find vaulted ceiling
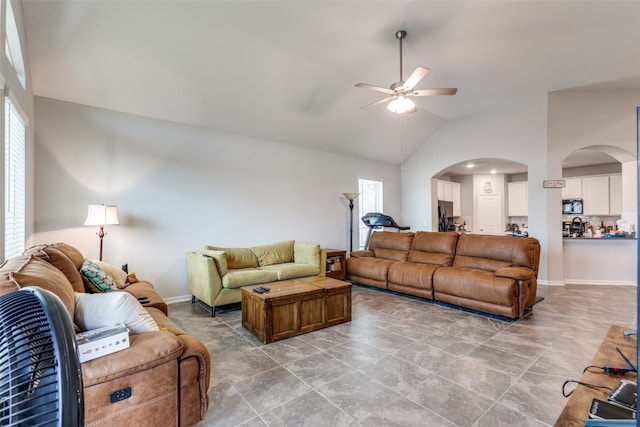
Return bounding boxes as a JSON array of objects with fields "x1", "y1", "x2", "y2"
[{"x1": 21, "y1": 1, "x2": 640, "y2": 166}]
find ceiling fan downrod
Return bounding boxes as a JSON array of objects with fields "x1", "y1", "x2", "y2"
[{"x1": 396, "y1": 30, "x2": 406, "y2": 84}]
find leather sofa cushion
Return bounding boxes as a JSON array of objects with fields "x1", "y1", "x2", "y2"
[
  {"x1": 81, "y1": 331, "x2": 183, "y2": 387},
  {"x1": 369, "y1": 231, "x2": 414, "y2": 262},
  {"x1": 408, "y1": 231, "x2": 458, "y2": 266},
  {"x1": 452, "y1": 233, "x2": 539, "y2": 272},
  {"x1": 259, "y1": 263, "x2": 319, "y2": 280},
  {"x1": 346, "y1": 256, "x2": 395, "y2": 281},
  {"x1": 0, "y1": 255, "x2": 76, "y2": 318},
  {"x1": 433, "y1": 267, "x2": 517, "y2": 306},
  {"x1": 24, "y1": 244, "x2": 85, "y2": 293},
  {"x1": 222, "y1": 268, "x2": 278, "y2": 288},
  {"x1": 388, "y1": 261, "x2": 439, "y2": 290},
  {"x1": 48, "y1": 242, "x2": 85, "y2": 269}
]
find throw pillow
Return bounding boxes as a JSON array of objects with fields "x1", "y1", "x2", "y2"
[
  {"x1": 250, "y1": 240, "x2": 294, "y2": 266},
  {"x1": 80, "y1": 259, "x2": 117, "y2": 293},
  {"x1": 93, "y1": 260, "x2": 128, "y2": 289},
  {"x1": 200, "y1": 250, "x2": 227, "y2": 276},
  {"x1": 74, "y1": 292, "x2": 160, "y2": 334}
]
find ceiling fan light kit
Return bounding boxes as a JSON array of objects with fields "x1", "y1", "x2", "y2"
[
  {"x1": 387, "y1": 95, "x2": 416, "y2": 114},
  {"x1": 356, "y1": 30, "x2": 457, "y2": 114}
]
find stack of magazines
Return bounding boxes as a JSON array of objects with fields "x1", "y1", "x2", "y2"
[{"x1": 589, "y1": 380, "x2": 637, "y2": 420}]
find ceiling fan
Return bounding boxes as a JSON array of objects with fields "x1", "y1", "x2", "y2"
[{"x1": 355, "y1": 30, "x2": 457, "y2": 114}]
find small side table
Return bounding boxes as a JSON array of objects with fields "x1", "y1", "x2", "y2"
[{"x1": 325, "y1": 249, "x2": 347, "y2": 281}]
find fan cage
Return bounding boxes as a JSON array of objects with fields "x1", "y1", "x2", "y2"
[{"x1": 0, "y1": 288, "x2": 83, "y2": 427}]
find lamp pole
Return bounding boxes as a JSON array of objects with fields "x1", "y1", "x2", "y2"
[{"x1": 343, "y1": 193, "x2": 359, "y2": 253}]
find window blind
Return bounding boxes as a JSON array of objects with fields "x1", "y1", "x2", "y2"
[
  {"x1": 5, "y1": 97, "x2": 25, "y2": 259},
  {"x1": 358, "y1": 178, "x2": 383, "y2": 250}
]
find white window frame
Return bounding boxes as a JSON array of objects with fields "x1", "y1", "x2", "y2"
[{"x1": 358, "y1": 177, "x2": 383, "y2": 250}]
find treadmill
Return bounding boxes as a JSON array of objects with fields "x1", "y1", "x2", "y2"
[{"x1": 361, "y1": 212, "x2": 410, "y2": 250}]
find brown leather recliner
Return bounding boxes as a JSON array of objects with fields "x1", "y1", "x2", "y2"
[{"x1": 0, "y1": 243, "x2": 211, "y2": 426}]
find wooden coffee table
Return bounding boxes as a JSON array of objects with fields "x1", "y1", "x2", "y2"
[{"x1": 241, "y1": 276, "x2": 352, "y2": 344}]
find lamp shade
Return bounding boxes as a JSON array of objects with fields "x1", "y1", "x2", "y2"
[
  {"x1": 343, "y1": 193, "x2": 359, "y2": 201},
  {"x1": 84, "y1": 204, "x2": 119, "y2": 226}
]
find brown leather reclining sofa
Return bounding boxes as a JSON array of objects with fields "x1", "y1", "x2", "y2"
[
  {"x1": 347, "y1": 231, "x2": 540, "y2": 318},
  {"x1": 0, "y1": 243, "x2": 210, "y2": 426}
]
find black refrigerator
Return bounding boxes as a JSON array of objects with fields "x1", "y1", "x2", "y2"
[{"x1": 438, "y1": 201, "x2": 454, "y2": 232}]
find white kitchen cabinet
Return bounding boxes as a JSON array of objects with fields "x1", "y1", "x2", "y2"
[
  {"x1": 609, "y1": 174, "x2": 622, "y2": 215},
  {"x1": 436, "y1": 180, "x2": 445, "y2": 201},
  {"x1": 582, "y1": 176, "x2": 610, "y2": 215},
  {"x1": 436, "y1": 179, "x2": 456, "y2": 202},
  {"x1": 562, "y1": 178, "x2": 582, "y2": 199},
  {"x1": 507, "y1": 181, "x2": 528, "y2": 216},
  {"x1": 452, "y1": 182, "x2": 461, "y2": 216}
]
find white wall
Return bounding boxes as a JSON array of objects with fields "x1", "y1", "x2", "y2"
[
  {"x1": 32, "y1": 97, "x2": 401, "y2": 299},
  {"x1": 404, "y1": 89, "x2": 638, "y2": 286},
  {"x1": 548, "y1": 89, "x2": 639, "y2": 285},
  {"x1": 402, "y1": 94, "x2": 550, "y2": 281}
]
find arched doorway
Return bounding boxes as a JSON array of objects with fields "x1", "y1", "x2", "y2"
[
  {"x1": 432, "y1": 158, "x2": 528, "y2": 234},
  {"x1": 561, "y1": 146, "x2": 637, "y2": 285}
]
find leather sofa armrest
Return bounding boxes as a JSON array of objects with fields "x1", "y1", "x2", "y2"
[
  {"x1": 495, "y1": 266, "x2": 535, "y2": 280},
  {"x1": 176, "y1": 334, "x2": 211, "y2": 420},
  {"x1": 123, "y1": 280, "x2": 168, "y2": 315},
  {"x1": 350, "y1": 250, "x2": 374, "y2": 258},
  {"x1": 81, "y1": 331, "x2": 183, "y2": 387}
]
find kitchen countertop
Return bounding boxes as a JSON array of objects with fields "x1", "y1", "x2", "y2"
[{"x1": 563, "y1": 236, "x2": 636, "y2": 240}]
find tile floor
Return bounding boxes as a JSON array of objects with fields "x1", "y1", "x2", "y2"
[{"x1": 169, "y1": 284, "x2": 637, "y2": 427}]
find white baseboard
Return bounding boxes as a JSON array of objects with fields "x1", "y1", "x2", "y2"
[
  {"x1": 562, "y1": 279, "x2": 637, "y2": 286},
  {"x1": 165, "y1": 294, "x2": 192, "y2": 304},
  {"x1": 538, "y1": 280, "x2": 565, "y2": 286}
]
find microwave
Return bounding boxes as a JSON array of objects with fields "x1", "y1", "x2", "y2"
[{"x1": 562, "y1": 199, "x2": 583, "y2": 215}]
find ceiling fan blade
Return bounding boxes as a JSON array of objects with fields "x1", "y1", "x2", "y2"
[
  {"x1": 355, "y1": 83, "x2": 395, "y2": 95},
  {"x1": 412, "y1": 88, "x2": 458, "y2": 97},
  {"x1": 360, "y1": 96, "x2": 395, "y2": 109},
  {"x1": 402, "y1": 66, "x2": 429, "y2": 90}
]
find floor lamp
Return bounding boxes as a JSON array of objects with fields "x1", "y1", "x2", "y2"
[
  {"x1": 343, "y1": 193, "x2": 359, "y2": 252},
  {"x1": 84, "y1": 204, "x2": 119, "y2": 261}
]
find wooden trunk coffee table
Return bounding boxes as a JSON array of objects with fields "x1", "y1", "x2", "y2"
[{"x1": 241, "y1": 276, "x2": 352, "y2": 344}]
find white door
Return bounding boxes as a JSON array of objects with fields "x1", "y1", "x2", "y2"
[{"x1": 476, "y1": 193, "x2": 503, "y2": 234}]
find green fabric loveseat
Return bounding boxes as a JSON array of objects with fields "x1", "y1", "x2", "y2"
[{"x1": 185, "y1": 240, "x2": 327, "y2": 316}]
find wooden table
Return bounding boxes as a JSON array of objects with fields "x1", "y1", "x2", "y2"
[
  {"x1": 325, "y1": 249, "x2": 347, "y2": 280},
  {"x1": 554, "y1": 325, "x2": 637, "y2": 426},
  {"x1": 241, "y1": 276, "x2": 351, "y2": 344}
]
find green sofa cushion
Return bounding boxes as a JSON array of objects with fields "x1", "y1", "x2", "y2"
[
  {"x1": 221, "y1": 268, "x2": 278, "y2": 289},
  {"x1": 294, "y1": 242, "x2": 320, "y2": 266},
  {"x1": 259, "y1": 263, "x2": 319, "y2": 281},
  {"x1": 250, "y1": 240, "x2": 294, "y2": 266},
  {"x1": 206, "y1": 246, "x2": 258, "y2": 269}
]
